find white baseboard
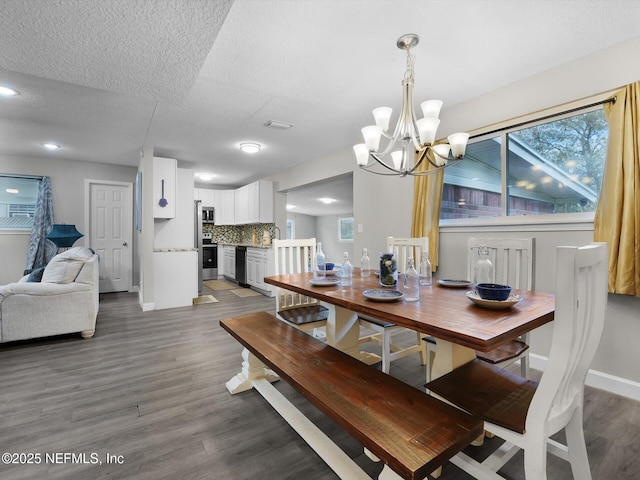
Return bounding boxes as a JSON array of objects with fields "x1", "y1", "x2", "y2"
[
  {"x1": 529, "y1": 353, "x2": 640, "y2": 401},
  {"x1": 138, "y1": 289, "x2": 155, "y2": 311}
]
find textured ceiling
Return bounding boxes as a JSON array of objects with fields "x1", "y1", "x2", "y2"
[{"x1": 1, "y1": 0, "x2": 640, "y2": 215}]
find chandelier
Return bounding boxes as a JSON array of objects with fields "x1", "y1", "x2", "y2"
[{"x1": 353, "y1": 34, "x2": 469, "y2": 176}]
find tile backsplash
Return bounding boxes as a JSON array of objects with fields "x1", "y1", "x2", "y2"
[{"x1": 203, "y1": 223, "x2": 276, "y2": 244}]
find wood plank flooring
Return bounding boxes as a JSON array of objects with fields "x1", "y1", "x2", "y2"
[{"x1": 0, "y1": 286, "x2": 638, "y2": 480}]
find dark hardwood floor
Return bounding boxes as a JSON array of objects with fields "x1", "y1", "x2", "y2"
[{"x1": 1, "y1": 286, "x2": 638, "y2": 480}]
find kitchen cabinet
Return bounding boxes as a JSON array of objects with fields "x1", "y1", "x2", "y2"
[
  {"x1": 223, "y1": 245, "x2": 236, "y2": 280},
  {"x1": 153, "y1": 157, "x2": 176, "y2": 219},
  {"x1": 215, "y1": 189, "x2": 235, "y2": 225},
  {"x1": 195, "y1": 188, "x2": 215, "y2": 207},
  {"x1": 247, "y1": 247, "x2": 274, "y2": 295},
  {"x1": 234, "y1": 180, "x2": 273, "y2": 224}
]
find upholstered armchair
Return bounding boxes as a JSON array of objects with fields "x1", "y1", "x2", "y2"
[{"x1": 0, "y1": 247, "x2": 99, "y2": 343}]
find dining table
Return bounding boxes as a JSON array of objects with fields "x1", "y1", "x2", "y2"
[{"x1": 264, "y1": 271, "x2": 555, "y2": 380}]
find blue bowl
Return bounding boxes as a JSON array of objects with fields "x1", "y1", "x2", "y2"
[
  {"x1": 324, "y1": 262, "x2": 335, "y2": 271},
  {"x1": 476, "y1": 283, "x2": 512, "y2": 301}
]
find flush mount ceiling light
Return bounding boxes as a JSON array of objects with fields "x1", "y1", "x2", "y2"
[
  {"x1": 196, "y1": 172, "x2": 216, "y2": 181},
  {"x1": 42, "y1": 143, "x2": 61, "y2": 150},
  {"x1": 0, "y1": 85, "x2": 19, "y2": 96},
  {"x1": 240, "y1": 142, "x2": 261, "y2": 154},
  {"x1": 6, "y1": 188, "x2": 19, "y2": 194},
  {"x1": 319, "y1": 198, "x2": 336, "y2": 205},
  {"x1": 353, "y1": 33, "x2": 469, "y2": 177}
]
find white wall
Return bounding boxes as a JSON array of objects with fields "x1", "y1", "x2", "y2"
[
  {"x1": 266, "y1": 36, "x2": 640, "y2": 393},
  {"x1": 287, "y1": 212, "x2": 316, "y2": 240},
  {"x1": 0, "y1": 154, "x2": 137, "y2": 284},
  {"x1": 315, "y1": 214, "x2": 354, "y2": 266}
]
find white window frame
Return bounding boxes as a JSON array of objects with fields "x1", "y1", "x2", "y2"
[{"x1": 338, "y1": 217, "x2": 354, "y2": 243}]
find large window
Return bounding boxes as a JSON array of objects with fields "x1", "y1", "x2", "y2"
[
  {"x1": 0, "y1": 175, "x2": 41, "y2": 230},
  {"x1": 441, "y1": 107, "x2": 608, "y2": 220}
]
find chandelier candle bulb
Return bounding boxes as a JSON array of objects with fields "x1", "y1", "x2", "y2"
[{"x1": 448, "y1": 133, "x2": 470, "y2": 157}]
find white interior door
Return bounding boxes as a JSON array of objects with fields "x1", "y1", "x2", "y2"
[{"x1": 89, "y1": 181, "x2": 132, "y2": 293}]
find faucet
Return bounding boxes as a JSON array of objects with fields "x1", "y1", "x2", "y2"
[{"x1": 274, "y1": 226, "x2": 281, "y2": 240}]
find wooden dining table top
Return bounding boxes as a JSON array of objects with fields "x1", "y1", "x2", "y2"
[{"x1": 264, "y1": 272, "x2": 555, "y2": 353}]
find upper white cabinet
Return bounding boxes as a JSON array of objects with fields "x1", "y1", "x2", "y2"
[
  {"x1": 234, "y1": 180, "x2": 273, "y2": 225},
  {"x1": 153, "y1": 157, "x2": 176, "y2": 219},
  {"x1": 216, "y1": 189, "x2": 235, "y2": 225},
  {"x1": 199, "y1": 188, "x2": 215, "y2": 207}
]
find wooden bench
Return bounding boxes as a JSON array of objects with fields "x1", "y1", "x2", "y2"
[{"x1": 221, "y1": 311, "x2": 483, "y2": 480}]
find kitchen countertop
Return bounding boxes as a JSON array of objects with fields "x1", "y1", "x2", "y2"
[
  {"x1": 218, "y1": 242, "x2": 273, "y2": 249},
  {"x1": 153, "y1": 247, "x2": 198, "y2": 252}
]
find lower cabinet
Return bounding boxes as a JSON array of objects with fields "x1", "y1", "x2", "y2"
[
  {"x1": 247, "y1": 248, "x2": 273, "y2": 296},
  {"x1": 223, "y1": 246, "x2": 236, "y2": 280}
]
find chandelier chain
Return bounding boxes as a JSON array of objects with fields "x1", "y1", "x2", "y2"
[{"x1": 405, "y1": 49, "x2": 416, "y2": 81}]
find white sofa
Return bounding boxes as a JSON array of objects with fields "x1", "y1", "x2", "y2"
[{"x1": 0, "y1": 247, "x2": 99, "y2": 343}]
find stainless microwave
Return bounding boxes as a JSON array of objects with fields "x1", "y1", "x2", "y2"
[{"x1": 202, "y1": 207, "x2": 215, "y2": 223}]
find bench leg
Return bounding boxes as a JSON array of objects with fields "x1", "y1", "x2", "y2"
[{"x1": 226, "y1": 347, "x2": 279, "y2": 394}]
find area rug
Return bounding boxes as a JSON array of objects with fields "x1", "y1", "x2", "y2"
[
  {"x1": 230, "y1": 288, "x2": 263, "y2": 298},
  {"x1": 192, "y1": 295, "x2": 219, "y2": 305},
  {"x1": 204, "y1": 280, "x2": 236, "y2": 291}
]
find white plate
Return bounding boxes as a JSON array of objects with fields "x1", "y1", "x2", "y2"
[
  {"x1": 466, "y1": 291, "x2": 522, "y2": 309},
  {"x1": 309, "y1": 277, "x2": 340, "y2": 286},
  {"x1": 363, "y1": 289, "x2": 404, "y2": 302},
  {"x1": 437, "y1": 279, "x2": 472, "y2": 288}
]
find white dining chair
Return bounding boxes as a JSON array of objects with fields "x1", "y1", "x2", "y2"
[
  {"x1": 273, "y1": 238, "x2": 328, "y2": 337},
  {"x1": 425, "y1": 237, "x2": 535, "y2": 381},
  {"x1": 358, "y1": 236, "x2": 428, "y2": 374},
  {"x1": 426, "y1": 242, "x2": 608, "y2": 480}
]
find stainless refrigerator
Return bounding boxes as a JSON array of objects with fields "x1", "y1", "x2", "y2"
[{"x1": 194, "y1": 199, "x2": 203, "y2": 293}]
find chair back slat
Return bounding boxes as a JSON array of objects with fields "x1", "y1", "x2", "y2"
[
  {"x1": 273, "y1": 238, "x2": 318, "y2": 311},
  {"x1": 467, "y1": 238, "x2": 535, "y2": 290},
  {"x1": 386, "y1": 237, "x2": 429, "y2": 272},
  {"x1": 526, "y1": 242, "x2": 607, "y2": 431}
]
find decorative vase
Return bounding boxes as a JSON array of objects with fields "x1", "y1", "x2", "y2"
[{"x1": 379, "y1": 253, "x2": 397, "y2": 287}]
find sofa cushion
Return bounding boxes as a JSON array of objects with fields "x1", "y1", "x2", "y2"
[{"x1": 41, "y1": 247, "x2": 95, "y2": 284}]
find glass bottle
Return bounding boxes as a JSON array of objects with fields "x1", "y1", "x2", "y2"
[
  {"x1": 340, "y1": 252, "x2": 353, "y2": 286},
  {"x1": 315, "y1": 242, "x2": 326, "y2": 280},
  {"x1": 360, "y1": 248, "x2": 371, "y2": 277},
  {"x1": 474, "y1": 245, "x2": 494, "y2": 286},
  {"x1": 404, "y1": 257, "x2": 419, "y2": 301},
  {"x1": 379, "y1": 252, "x2": 397, "y2": 287},
  {"x1": 419, "y1": 251, "x2": 432, "y2": 286}
]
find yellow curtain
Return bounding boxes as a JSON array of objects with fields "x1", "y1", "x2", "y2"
[
  {"x1": 594, "y1": 82, "x2": 640, "y2": 295},
  {"x1": 411, "y1": 150, "x2": 444, "y2": 270}
]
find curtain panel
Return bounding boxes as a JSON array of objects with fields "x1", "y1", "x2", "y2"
[
  {"x1": 411, "y1": 150, "x2": 444, "y2": 270},
  {"x1": 594, "y1": 82, "x2": 640, "y2": 295},
  {"x1": 25, "y1": 176, "x2": 57, "y2": 272}
]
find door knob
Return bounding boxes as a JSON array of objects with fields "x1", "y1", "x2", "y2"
[{"x1": 123, "y1": 242, "x2": 128, "y2": 247}]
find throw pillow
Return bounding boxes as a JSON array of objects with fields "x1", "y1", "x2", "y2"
[
  {"x1": 41, "y1": 255, "x2": 85, "y2": 284},
  {"x1": 27, "y1": 266, "x2": 46, "y2": 282}
]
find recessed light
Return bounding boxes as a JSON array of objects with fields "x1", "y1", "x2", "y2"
[
  {"x1": 240, "y1": 142, "x2": 261, "y2": 154},
  {"x1": 0, "y1": 86, "x2": 19, "y2": 96},
  {"x1": 318, "y1": 198, "x2": 336, "y2": 204},
  {"x1": 42, "y1": 143, "x2": 61, "y2": 150},
  {"x1": 6, "y1": 188, "x2": 19, "y2": 194},
  {"x1": 286, "y1": 204, "x2": 296, "y2": 210},
  {"x1": 196, "y1": 172, "x2": 216, "y2": 181}
]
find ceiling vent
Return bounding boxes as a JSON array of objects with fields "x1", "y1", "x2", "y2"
[{"x1": 264, "y1": 120, "x2": 293, "y2": 130}]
